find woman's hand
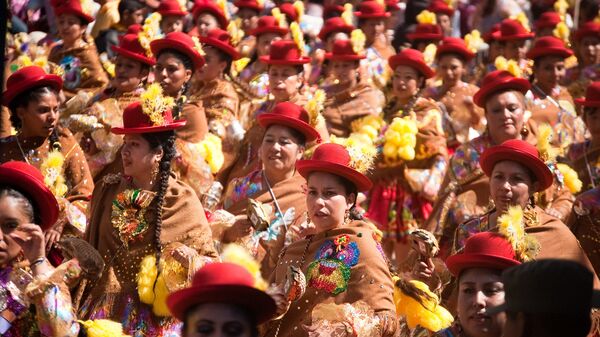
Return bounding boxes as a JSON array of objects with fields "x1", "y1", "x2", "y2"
[
  {"x1": 9, "y1": 223, "x2": 46, "y2": 263},
  {"x1": 44, "y1": 229, "x2": 61, "y2": 251},
  {"x1": 222, "y1": 215, "x2": 253, "y2": 243},
  {"x1": 171, "y1": 245, "x2": 198, "y2": 269},
  {"x1": 412, "y1": 257, "x2": 435, "y2": 282}
]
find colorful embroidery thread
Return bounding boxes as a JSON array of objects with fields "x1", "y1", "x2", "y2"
[{"x1": 306, "y1": 235, "x2": 360, "y2": 295}]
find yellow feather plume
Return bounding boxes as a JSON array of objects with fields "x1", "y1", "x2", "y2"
[
  {"x1": 374, "y1": 0, "x2": 385, "y2": 9},
  {"x1": 216, "y1": 0, "x2": 230, "y2": 20},
  {"x1": 423, "y1": 43, "x2": 437, "y2": 66},
  {"x1": 293, "y1": 0, "x2": 304, "y2": 21},
  {"x1": 417, "y1": 10, "x2": 437, "y2": 25},
  {"x1": 497, "y1": 205, "x2": 540, "y2": 262},
  {"x1": 342, "y1": 4, "x2": 353, "y2": 26},
  {"x1": 554, "y1": 0, "x2": 569, "y2": 17},
  {"x1": 290, "y1": 22, "x2": 305, "y2": 55},
  {"x1": 565, "y1": 54, "x2": 578, "y2": 69},
  {"x1": 351, "y1": 29, "x2": 366, "y2": 54},
  {"x1": 271, "y1": 8, "x2": 287, "y2": 28},
  {"x1": 139, "y1": 12, "x2": 162, "y2": 56},
  {"x1": 191, "y1": 35, "x2": 206, "y2": 56},
  {"x1": 495, "y1": 56, "x2": 522, "y2": 78},
  {"x1": 177, "y1": 0, "x2": 187, "y2": 11},
  {"x1": 553, "y1": 22, "x2": 570, "y2": 45},
  {"x1": 140, "y1": 83, "x2": 175, "y2": 126},
  {"x1": 228, "y1": 19, "x2": 245, "y2": 46},
  {"x1": 221, "y1": 244, "x2": 268, "y2": 290},
  {"x1": 152, "y1": 273, "x2": 171, "y2": 316},
  {"x1": 197, "y1": 133, "x2": 225, "y2": 173},
  {"x1": 556, "y1": 163, "x2": 582, "y2": 194},
  {"x1": 232, "y1": 57, "x2": 251, "y2": 77},
  {"x1": 393, "y1": 277, "x2": 454, "y2": 332},
  {"x1": 350, "y1": 114, "x2": 385, "y2": 143},
  {"x1": 464, "y1": 29, "x2": 484, "y2": 53},
  {"x1": 510, "y1": 12, "x2": 531, "y2": 32},
  {"x1": 137, "y1": 255, "x2": 158, "y2": 304},
  {"x1": 41, "y1": 148, "x2": 68, "y2": 198},
  {"x1": 78, "y1": 320, "x2": 131, "y2": 337},
  {"x1": 536, "y1": 123, "x2": 559, "y2": 163},
  {"x1": 306, "y1": 89, "x2": 326, "y2": 127}
]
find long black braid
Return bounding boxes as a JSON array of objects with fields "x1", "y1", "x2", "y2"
[
  {"x1": 156, "y1": 49, "x2": 194, "y2": 119},
  {"x1": 141, "y1": 131, "x2": 177, "y2": 261}
]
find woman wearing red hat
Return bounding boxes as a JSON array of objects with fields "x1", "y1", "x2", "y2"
[
  {"x1": 220, "y1": 102, "x2": 320, "y2": 277},
  {"x1": 78, "y1": 98, "x2": 218, "y2": 335},
  {"x1": 49, "y1": 0, "x2": 109, "y2": 99},
  {"x1": 157, "y1": 0, "x2": 189, "y2": 34},
  {"x1": 564, "y1": 21, "x2": 600, "y2": 99},
  {"x1": 526, "y1": 36, "x2": 582, "y2": 148},
  {"x1": 263, "y1": 142, "x2": 398, "y2": 337},
  {"x1": 452, "y1": 139, "x2": 598, "y2": 285},
  {"x1": 355, "y1": 0, "x2": 396, "y2": 89},
  {"x1": 424, "y1": 37, "x2": 485, "y2": 150},
  {"x1": 433, "y1": 232, "x2": 521, "y2": 337},
  {"x1": 221, "y1": 40, "x2": 329, "y2": 186},
  {"x1": 471, "y1": 0, "x2": 522, "y2": 35},
  {"x1": 1, "y1": 66, "x2": 94, "y2": 250},
  {"x1": 428, "y1": 70, "x2": 572, "y2": 259},
  {"x1": 567, "y1": 82, "x2": 600, "y2": 192},
  {"x1": 407, "y1": 14, "x2": 445, "y2": 52},
  {"x1": 534, "y1": 11, "x2": 562, "y2": 38},
  {"x1": 427, "y1": 0, "x2": 455, "y2": 37},
  {"x1": 321, "y1": 39, "x2": 385, "y2": 137},
  {"x1": 235, "y1": 0, "x2": 263, "y2": 53},
  {"x1": 366, "y1": 48, "x2": 447, "y2": 264},
  {"x1": 190, "y1": 0, "x2": 229, "y2": 37},
  {"x1": 497, "y1": 19, "x2": 534, "y2": 72}
]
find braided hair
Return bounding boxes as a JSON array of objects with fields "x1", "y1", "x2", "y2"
[
  {"x1": 156, "y1": 49, "x2": 194, "y2": 119},
  {"x1": 141, "y1": 131, "x2": 177, "y2": 260}
]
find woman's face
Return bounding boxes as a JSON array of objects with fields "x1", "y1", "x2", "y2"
[
  {"x1": 161, "y1": 15, "x2": 185, "y2": 34},
  {"x1": 0, "y1": 196, "x2": 31, "y2": 267},
  {"x1": 259, "y1": 125, "x2": 304, "y2": 176},
  {"x1": 488, "y1": 41, "x2": 503, "y2": 62},
  {"x1": 584, "y1": 108, "x2": 600, "y2": 139},
  {"x1": 392, "y1": 65, "x2": 423, "y2": 101},
  {"x1": 490, "y1": 160, "x2": 538, "y2": 213},
  {"x1": 330, "y1": 60, "x2": 358, "y2": 85},
  {"x1": 238, "y1": 8, "x2": 259, "y2": 33},
  {"x1": 437, "y1": 54, "x2": 465, "y2": 85},
  {"x1": 268, "y1": 65, "x2": 301, "y2": 101},
  {"x1": 184, "y1": 303, "x2": 253, "y2": 337},
  {"x1": 360, "y1": 18, "x2": 385, "y2": 43},
  {"x1": 257, "y1": 34, "x2": 282, "y2": 57},
  {"x1": 17, "y1": 91, "x2": 59, "y2": 139},
  {"x1": 56, "y1": 14, "x2": 86, "y2": 45},
  {"x1": 533, "y1": 56, "x2": 566, "y2": 90},
  {"x1": 437, "y1": 14, "x2": 452, "y2": 35},
  {"x1": 579, "y1": 36, "x2": 600, "y2": 66},
  {"x1": 306, "y1": 172, "x2": 355, "y2": 232},
  {"x1": 484, "y1": 91, "x2": 525, "y2": 144},
  {"x1": 113, "y1": 55, "x2": 148, "y2": 93},
  {"x1": 197, "y1": 47, "x2": 226, "y2": 82},
  {"x1": 155, "y1": 52, "x2": 193, "y2": 97},
  {"x1": 121, "y1": 134, "x2": 163, "y2": 181},
  {"x1": 503, "y1": 40, "x2": 528, "y2": 61},
  {"x1": 457, "y1": 268, "x2": 506, "y2": 337},
  {"x1": 196, "y1": 13, "x2": 220, "y2": 37}
]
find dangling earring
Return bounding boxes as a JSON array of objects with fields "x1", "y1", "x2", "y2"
[
  {"x1": 520, "y1": 123, "x2": 529, "y2": 138},
  {"x1": 343, "y1": 209, "x2": 350, "y2": 225},
  {"x1": 523, "y1": 195, "x2": 539, "y2": 227},
  {"x1": 487, "y1": 197, "x2": 496, "y2": 211},
  {"x1": 150, "y1": 160, "x2": 159, "y2": 186}
]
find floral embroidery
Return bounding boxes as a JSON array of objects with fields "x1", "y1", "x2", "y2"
[
  {"x1": 59, "y1": 55, "x2": 82, "y2": 90},
  {"x1": 307, "y1": 235, "x2": 360, "y2": 295},
  {"x1": 111, "y1": 189, "x2": 156, "y2": 247}
]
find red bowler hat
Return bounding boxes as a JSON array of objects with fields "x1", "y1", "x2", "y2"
[
  {"x1": 319, "y1": 17, "x2": 354, "y2": 41},
  {"x1": 2, "y1": 66, "x2": 63, "y2": 107},
  {"x1": 112, "y1": 34, "x2": 156, "y2": 66},
  {"x1": 258, "y1": 102, "x2": 320, "y2": 142},
  {"x1": 574, "y1": 21, "x2": 600, "y2": 42},
  {"x1": 259, "y1": 40, "x2": 310, "y2": 65},
  {"x1": 526, "y1": 36, "x2": 573, "y2": 60},
  {"x1": 480, "y1": 139, "x2": 554, "y2": 191},
  {"x1": 51, "y1": 0, "x2": 94, "y2": 23},
  {"x1": 297, "y1": 143, "x2": 373, "y2": 191},
  {"x1": 427, "y1": 0, "x2": 454, "y2": 17},
  {"x1": 575, "y1": 81, "x2": 600, "y2": 107},
  {"x1": 535, "y1": 11, "x2": 561, "y2": 31},
  {"x1": 386, "y1": 0, "x2": 401, "y2": 12},
  {"x1": 483, "y1": 23, "x2": 501, "y2": 43},
  {"x1": 446, "y1": 232, "x2": 521, "y2": 276},
  {"x1": 167, "y1": 263, "x2": 277, "y2": 323},
  {"x1": 234, "y1": 0, "x2": 263, "y2": 12},
  {"x1": 111, "y1": 102, "x2": 186, "y2": 134},
  {"x1": 201, "y1": 28, "x2": 242, "y2": 60},
  {"x1": 325, "y1": 39, "x2": 365, "y2": 61},
  {"x1": 497, "y1": 18, "x2": 534, "y2": 41},
  {"x1": 192, "y1": 0, "x2": 228, "y2": 29},
  {"x1": 0, "y1": 162, "x2": 59, "y2": 231},
  {"x1": 150, "y1": 32, "x2": 206, "y2": 71},
  {"x1": 436, "y1": 37, "x2": 475, "y2": 61},
  {"x1": 126, "y1": 24, "x2": 142, "y2": 35},
  {"x1": 323, "y1": 4, "x2": 344, "y2": 18},
  {"x1": 249, "y1": 16, "x2": 289, "y2": 37},
  {"x1": 157, "y1": 0, "x2": 188, "y2": 17},
  {"x1": 388, "y1": 48, "x2": 435, "y2": 78},
  {"x1": 406, "y1": 24, "x2": 444, "y2": 42},
  {"x1": 354, "y1": 0, "x2": 390, "y2": 19},
  {"x1": 279, "y1": 2, "x2": 299, "y2": 22},
  {"x1": 473, "y1": 70, "x2": 530, "y2": 107}
]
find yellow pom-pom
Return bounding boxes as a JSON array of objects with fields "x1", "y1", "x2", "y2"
[
  {"x1": 417, "y1": 10, "x2": 436, "y2": 25},
  {"x1": 393, "y1": 279, "x2": 453, "y2": 331},
  {"x1": 553, "y1": 22, "x2": 570, "y2": 45},
  {"x1": 350, "y1": 29, "x2": 366, "y2": 54},
  {"x1": 423, "y1": 43, "x2": 437, "y2": 66},
  {"x1": 554, "y1": 0, "x2": 569, "y2": 16},
  {"x1": 398, "y1": 146, "x2": 416, "y2": 161},
  {"x1": 40, "y1": 148, "x2": 67, "y2": 198},
  {"x1": 198, "y1": 133, "x2": 224, "y2": 174},
  {"x1": 290, "y1": 22, "x2": 305, "y2": 55},
  {"x1": 305, "y1": 89, "x2": 325, "y2": 127},
  {"x1": 152, "y1": 274, "x2": 171, "y2": 316},
  {"x1": 536, "y1": 124, "x2": 558, "y2": 163},
  {"x1": 293, "y1": 0, "x2": 304, "y2": 21},
  {"x1": 464, "y1": 29, "x2": 483, "y2": 53},
  {"x1": 360, "y1": 124, "x2": 379, "y2": 140},
  {"x1": 510, "y1": 12, "x2": 531, "y2": 32},
  {"x1": 221, "y1": 244, "x2": 267, "y2": 290},
  {"x1": 78, "y1": 319, "x2": 131, "y2": 337},
  {"x1": 556, "y1": 163, "x2": 582, "y2": 194},
  {"x1": 342, "y1": 4, "x2": 353, "y2": 26},
  {"x1": 383, "y1": 143, "x2": 398, "y2": 160},
  {"x1": 137, "y1": 255, "x2": 158, "y2": 304}
]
